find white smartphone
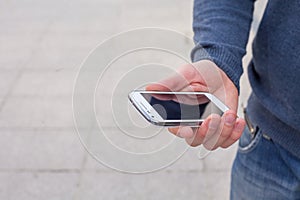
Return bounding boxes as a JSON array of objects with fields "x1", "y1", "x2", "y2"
[{"x1": 128, "y1": 90, "x2": 229, "y2": 126}]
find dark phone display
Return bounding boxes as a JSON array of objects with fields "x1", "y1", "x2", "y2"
[{"x1": 141, "y1": 93, "x2": 223, "y2": 120}]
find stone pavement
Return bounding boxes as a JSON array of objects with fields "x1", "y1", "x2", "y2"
[{"x1": 0, "y1": 0, "x2": 266, "y2": 199}]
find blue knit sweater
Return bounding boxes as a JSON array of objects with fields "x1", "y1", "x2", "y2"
[{"x1": 191, "y1": 0, "x2": 300, "y2": 158}]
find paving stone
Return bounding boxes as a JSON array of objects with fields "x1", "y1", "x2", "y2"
[
  {"x1": 75, "y1": 170, "x2": 230, "y2": 200},
  {"x1": 11, "y1": 70, "x2": 76, "y2": 97},
  {"x1": 0, "y1": 172, "x2": 79, "y2": 200},
  {"x1": 0, "y1": 71, "x2": 19, "y2": 97},
  {"x1": 0, "y1": 130, "x2": 85, "y2": 170},
  {"x1": 78, "y1": 125, "x2": 197, "y2": 173},
  {"x1": 119, "y1": 0, "x2": 193, "y2": 33},
  {"x1": 202, "y1": 144, "x2": 238, "y2": 171},
  {"x1": 84, "y1": 144, "x2": 205, "y2": 172},
  {"x1": 0, "y1": 96, "x2": 74, "y2": 128}
]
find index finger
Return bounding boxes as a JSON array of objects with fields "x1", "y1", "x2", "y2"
[
  {"x1": 146, "y1": 64, "x2": 195, "y2": 92},
  {"x1": 146, "y1": 74, "x2": 189, "y2": 92}
]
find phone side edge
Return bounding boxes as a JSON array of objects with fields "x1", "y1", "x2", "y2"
[{"x1": 128, "y1": 92, "x2": 165, "y2": 126}]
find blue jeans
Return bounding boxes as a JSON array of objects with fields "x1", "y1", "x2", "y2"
[{"x1": 230, "y1": 126, "x2": 300, "y2": 199}]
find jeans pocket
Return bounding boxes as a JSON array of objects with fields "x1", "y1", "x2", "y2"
[{"x1": 238, "y1": 126, "x2": 262, "y2": 154}]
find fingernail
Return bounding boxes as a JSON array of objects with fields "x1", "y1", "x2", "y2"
[
  {"x1": 209, "y1": 118, "x2": 219, "y2": 130},
  {"x1": 225, "y1": 113, "x2": 236, "y2": 126},
  {"x1": 235, "y1": 122, "x2": 245, "y2": 132},
  {"x1": 179, "y1": 126, "x2": 194, "y2": 138}
]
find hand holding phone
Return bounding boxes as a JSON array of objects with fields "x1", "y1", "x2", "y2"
[{"x1": 144, "y1": 60, "x2": 246, "y2": 150}]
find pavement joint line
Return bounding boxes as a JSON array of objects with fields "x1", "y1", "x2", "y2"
[
  {"x1": 0, "y1": 0, "x2": 71, "y2": 114},
  {"x1": 0, "y1": 127, "x2": 77, "y2": 131},
  {"x1": 72, "y1": 122, "x2": 99, "y2": 200},
  {"x1": 0, "y1": 169, "x2": 81, "y2": 173},
  {"x1": 0, "y1": 126, "x2": 145, "y2": 131},
  {"x1": 0, "y1": 32, "x2": 50, "y2": 113},
  {"x1": 0, "y1": 168, "x2": 209, "y2": 174},
  {"x1": 75, "y1": 169, "x2": 206, "y2": 174},
  {"x1": 0, "y1": 67, "x2": 78, "y2": 72},
  {"x1": 6, "y1": 94, "x2": 73, "y2": 98}
]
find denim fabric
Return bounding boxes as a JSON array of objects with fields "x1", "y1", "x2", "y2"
[{"x1": 230, "y1": 127, "x2": 300, "y2": 199}]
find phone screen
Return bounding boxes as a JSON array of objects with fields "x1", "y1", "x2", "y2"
[{"x1": 141, "y1": 93, "x2": 224, "y2": 120}]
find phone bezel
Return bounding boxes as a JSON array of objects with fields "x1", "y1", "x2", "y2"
[{"x1": 128, "y1": 90, "x2": 229, "y2": 126}]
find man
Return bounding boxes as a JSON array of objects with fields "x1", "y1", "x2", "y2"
[{"x1": 147, "y1": 0, "x2": 300, "y2": 199}]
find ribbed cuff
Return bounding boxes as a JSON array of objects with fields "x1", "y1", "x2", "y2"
[{"x1": 191, "y1": 43, "x2": 244, "y2": 92}]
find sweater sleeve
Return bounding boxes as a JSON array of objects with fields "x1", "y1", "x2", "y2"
[{"x1": 191, "y1": 0, "x2": 255, "y2": 91}]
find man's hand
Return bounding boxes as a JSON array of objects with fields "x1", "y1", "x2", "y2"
[{"x1": 146, "y1": 60, "x2": 246, "y2": 150}]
